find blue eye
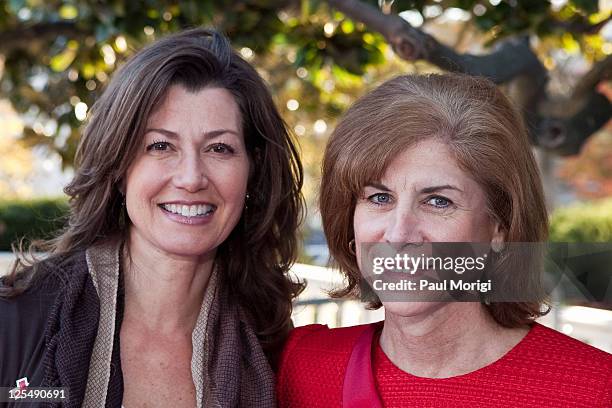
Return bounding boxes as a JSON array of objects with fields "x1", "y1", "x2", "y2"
[
  {"x1": 146, "y1": 141, "x2": 170, "y2": 151},
  {"x1": 426, "y1": 196, "x2": 452, "y2": 208},
  {"x1": 368, "y1": 193, "x2": 392, "y2": 205}
]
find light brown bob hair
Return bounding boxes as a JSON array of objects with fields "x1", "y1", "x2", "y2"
[
  {"x1": 2, "y1": 28, "x2": 304, "y2": 356},
  {"x1": 320, "y1": 73, "x2": 548, "y2": 327}
]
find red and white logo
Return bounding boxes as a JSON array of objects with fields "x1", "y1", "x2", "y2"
[{"x1": 15, "y1": 377, "x2": 29, "y2": 390}]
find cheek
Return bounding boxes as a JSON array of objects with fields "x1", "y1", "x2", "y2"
[
  {"x1": 467, "y1": 212, "x2": 496, "y2": 241},
  {"x1": 420, "y1": 217, "x2": 460, "y2": 240},
  {"x1": 125, "y1": 160, "x2": 166, "y2": 204},
  {"x1": 214, "y1": 163, "x2": 249, "y2": 211},
  {"x1": 353, "y1": 205, "x2": 387, "y2": 244},
  {"x1": 352, "y1": 206, "x2": 371, "y2": 242},
  {"x1": 432, "y1": 213, "x2": 493, "y2": 242}
]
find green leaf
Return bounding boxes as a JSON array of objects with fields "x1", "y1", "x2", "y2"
[
  {"x1": 8, "y1": 0, "x2": 26, "y2": 14},
  {"x1": 95, "y1": 24, "x2": 112, "y2": 42},
  {"x1": 569, "y1": 0, "x2": 599, "y2": 14},
  {"x1": 49, "y1": 41, "x2": 78, "y2": 72},
  {"x1": 59, "y1": 4, "x2": 78, "y2": 20}
]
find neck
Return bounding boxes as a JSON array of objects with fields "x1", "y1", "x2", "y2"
[
  {"x1": 379, "y1": 303, "x2": 528, "y2": 378},
  {"x1": 122, "y1": 233, "x2": 215, "y2": 336}
]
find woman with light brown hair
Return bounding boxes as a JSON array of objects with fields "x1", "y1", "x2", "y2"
[
  {"x1": 0, "y1": 28, "x2": 303, "y2": 407},
  {"x1": 277, "y1": 74, "x2": 611, "y2": 407}
]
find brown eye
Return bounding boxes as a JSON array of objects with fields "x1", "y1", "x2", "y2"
[
  {"x1": 146, "y1": 141, "x2": 170, "y2": 151},
  {"x1": 209, "y1": 143, "x2": 235, "y2": 154}
]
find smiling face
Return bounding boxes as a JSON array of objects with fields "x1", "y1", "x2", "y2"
[
  {"x1": 353, "y1": 138, "x2": 503, "y2": 316},
  {"x1": 124, "y1": 85, "x2": 250, "y2": 261}
]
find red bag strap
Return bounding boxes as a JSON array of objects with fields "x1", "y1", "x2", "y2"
[{"x1": 342, "y1": 323, "x2": 384, "y2": 408}]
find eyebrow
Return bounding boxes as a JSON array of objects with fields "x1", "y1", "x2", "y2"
[
  {"x1": 144, "y1": 128, "x2": 241, "y2": 139},
  {"x1": 421, "y1": 185, "x2": 463, "y2": 194},
  {"x1": 365, "y1": 182, "x2": 392, "y2": 192},
  {"x1": 365, "y1": 183, "x2": 463, "y2": 194}
]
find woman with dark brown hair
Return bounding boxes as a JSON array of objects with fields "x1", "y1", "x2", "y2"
[
  {"x1": 0, "y1": 28, "x2": 303, "y2": 407},
  {"x1": 277, "y1": 74, "x2": 611, "y2": 407}
]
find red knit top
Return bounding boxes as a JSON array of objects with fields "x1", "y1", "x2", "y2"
[{"x1": 277, "y1": 322, "x2": 612, "y2": 407}]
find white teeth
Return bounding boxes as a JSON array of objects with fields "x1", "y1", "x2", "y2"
[{"x1": 162, "y1": 203, "x2": 213, "y2": 217}]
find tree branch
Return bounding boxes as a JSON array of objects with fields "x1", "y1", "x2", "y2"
[
  {"x1": 536, "y1": 56, "x2": 612, "y2": 155},
  {"x1": 536, "y1": 90, "x2": 611, "y2": 155},
  {"x1": 326, "y1": 0, "x2": 546, "y2": 84},
  {"x1": 326, "y1": 0, "x2": 612, "y2": 156},
  {"x1": 538, "y1": 55, "x2": 611, "y2": 118},
  {"x1": 571, "y1": 54, "x2": 612, "y2": 100}
]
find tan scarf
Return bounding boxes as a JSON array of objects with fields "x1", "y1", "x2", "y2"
[{"x1": 81, "y1": 240, "x2": 275, "y2": 407}]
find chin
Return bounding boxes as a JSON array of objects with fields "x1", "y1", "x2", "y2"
[
  {"x1": 382, "y1": 301, "x2": 447, "y2": 319},
  {"x1": 155, "y1": 240, "x2": 217, "y2": 259}
]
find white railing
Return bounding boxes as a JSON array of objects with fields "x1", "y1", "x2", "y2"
[
  {"x1": 289, "y1": 263, "x2": 384, "y2": 327},
  {"x1": 0, "y1": 252, "x2": 15, "y2": 275}
]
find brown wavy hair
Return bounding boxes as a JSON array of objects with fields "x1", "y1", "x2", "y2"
[
  {"x1": 2, "y1": 28, "x2": 304, "y2": 358},
  {"x1": 320, "y1": 73, "x2": 548, "y2": 328}
]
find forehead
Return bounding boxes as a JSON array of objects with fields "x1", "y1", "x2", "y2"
[
  {"x1": 380, "y1": 139, "x2": 479, "y2": 191},
  {"x1": 146, "y1": 85, "x2": 242, "y2": 131}
]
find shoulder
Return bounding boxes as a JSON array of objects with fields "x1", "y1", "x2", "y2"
[
  {"x1": 277, "y1": 322, "x2": 381, "y2": 407},
  {"x1": 528, "y1": 322, "x2": 611, "y2": 368},
  {"x1": 1, "y1": 250, "x2": 88, "y2": 291},
  {"x1": 280, "y1": 322, "x2": 377, "y2": 366},
  {"x1": 0, "y1": 251, "x2": 82, "y2": 314},
  {"x1": 522, "y1": 323, "x2": 612, "y2": 404},
  {"x1": 0, "y1": 251, "x2": 89, "y2": 387}
]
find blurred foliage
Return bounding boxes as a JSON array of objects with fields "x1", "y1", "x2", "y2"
[
  {"x1": 0, "y1": 100, "x2": 33, "y2": 198},
  {"x1": 549, "y1": 196, "x2": 612, "y2": 306},
  {"x1": 549, "y1": 197, "x2": 612, "y2": 242},
  {"x1": 0, "y1": 139, "x2": 34, "y2": 198},
  {"x1": 392, "y1": 1, "x2": 597, "y2": 31},
  {"x1": 0, "y1": 0, "x2": 387, "y2": 168},
  {"x1": 0, "y1": 0, "x2": 609, "y2": 167},
  {"x1": 557, "y1": 127, "x2": 612, "y2": 199},
  {"x1": 0, "y1": 197, "x2": 68, "y2": 250}
]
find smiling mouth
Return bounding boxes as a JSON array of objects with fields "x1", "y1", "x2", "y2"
[{"x1": 159, "y1": 203, "x2": 216, "y2": 217}]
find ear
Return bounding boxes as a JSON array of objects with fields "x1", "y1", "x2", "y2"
[{"x1": 491, "y1": 221, "x2": 505, "y2": 253}]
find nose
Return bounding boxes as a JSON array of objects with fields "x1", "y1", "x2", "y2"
[
  {"x1": 383, "y1": 207, "x2": 423, "y2": 247},
  {"x1": 172, "y1": 152, "x2": 209, "y2": 192}
]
